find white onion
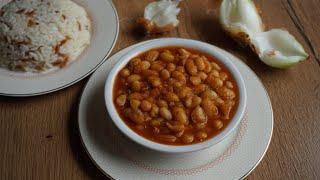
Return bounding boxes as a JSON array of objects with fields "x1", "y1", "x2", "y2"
[{"x1": 220, "y1": 0, "x2": 308, "y2": 68}]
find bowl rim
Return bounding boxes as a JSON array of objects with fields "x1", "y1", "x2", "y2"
[{"x1": 104, "y1": 38, "x2": 247, "y2": 153}]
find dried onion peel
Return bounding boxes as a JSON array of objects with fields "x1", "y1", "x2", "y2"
[
  {"x1": 137, "y1": 0, "x2": 181, "y2": 34},
  {"x1": 220, "y1": 0, "x2": 309, "y2": 68}
]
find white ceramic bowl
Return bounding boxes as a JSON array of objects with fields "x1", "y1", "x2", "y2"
[{"x1": 104, "y1": 38, "x2": 247, "y2": 153}]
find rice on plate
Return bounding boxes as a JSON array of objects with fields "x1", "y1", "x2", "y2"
[{"x1": 0, "y1": 0, "x2": 91, "y2": 73}]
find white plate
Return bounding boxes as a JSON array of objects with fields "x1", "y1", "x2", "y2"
[
  {"x1": 0, "y1": 0, "x2": 119, "y2": 96},
  {"x1": 78, "y1": 42, "x2": 273, "y2": 180}
]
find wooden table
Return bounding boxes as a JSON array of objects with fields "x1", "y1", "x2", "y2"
[{"x1": 1, "y1": 0, "x2": 319, "y2": 179}]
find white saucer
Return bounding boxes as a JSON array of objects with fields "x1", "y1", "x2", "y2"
[
  {"x1": 0, "y1": 0, "x2": 118, "y2": 96},
  {"x1": 78, "y1": 42, "x2": 273, "y2": 180}
]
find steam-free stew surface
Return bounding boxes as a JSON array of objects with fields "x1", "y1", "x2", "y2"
[{"x1": 113, "y1": 47, "x2": 239, "y2": 145}]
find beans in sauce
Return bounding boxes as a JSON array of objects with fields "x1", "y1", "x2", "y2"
[{"x1": 113, "y1": 47, "x2": 239, "y2": 145}]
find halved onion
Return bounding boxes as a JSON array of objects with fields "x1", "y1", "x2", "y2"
[
  {"x1": 220, "y1": 0, "x2": 308, "y2": 68},
  {"x1": 137, "y1": 0, "x2": 181, "y2": 34},
  {"x1": 220, "y1": 0, "x2": 264, "y2": 44},
  {"x1": 251, "y1": 29, "x2": 309, "y2": 68}
]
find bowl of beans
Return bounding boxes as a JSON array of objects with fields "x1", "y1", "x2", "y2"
[{"x1": 104, "y1": 38, "x2": 247, "y2": 153}]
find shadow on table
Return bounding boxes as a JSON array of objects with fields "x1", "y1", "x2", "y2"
[{"x1": 69, "y1": 98, "x2": 108, "y2": 180}]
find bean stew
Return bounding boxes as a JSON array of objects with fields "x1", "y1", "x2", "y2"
[{"x1": 113, "y1": 47, "x2": 239, "y2": 145}]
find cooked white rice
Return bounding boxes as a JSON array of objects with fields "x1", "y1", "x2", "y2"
[{"x1": 0, "y1": 0, "x2": 91, "y2": 72}]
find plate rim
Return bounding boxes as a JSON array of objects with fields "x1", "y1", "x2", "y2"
[
  {"x1": 77, "y1": 42, "x2": 274, "y2": 179},
  {"x1": 0, "y1": 0, "x2": 119, "y2": 97}
]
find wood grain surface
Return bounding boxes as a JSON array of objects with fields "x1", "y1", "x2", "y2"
[{"x1": 0, "y1": 0, "x2": 319, "y2": 179}]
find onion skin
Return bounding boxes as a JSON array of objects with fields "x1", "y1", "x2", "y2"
[{"x1": 137, "y1": 18, "x2": 176, "y2": 34}]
